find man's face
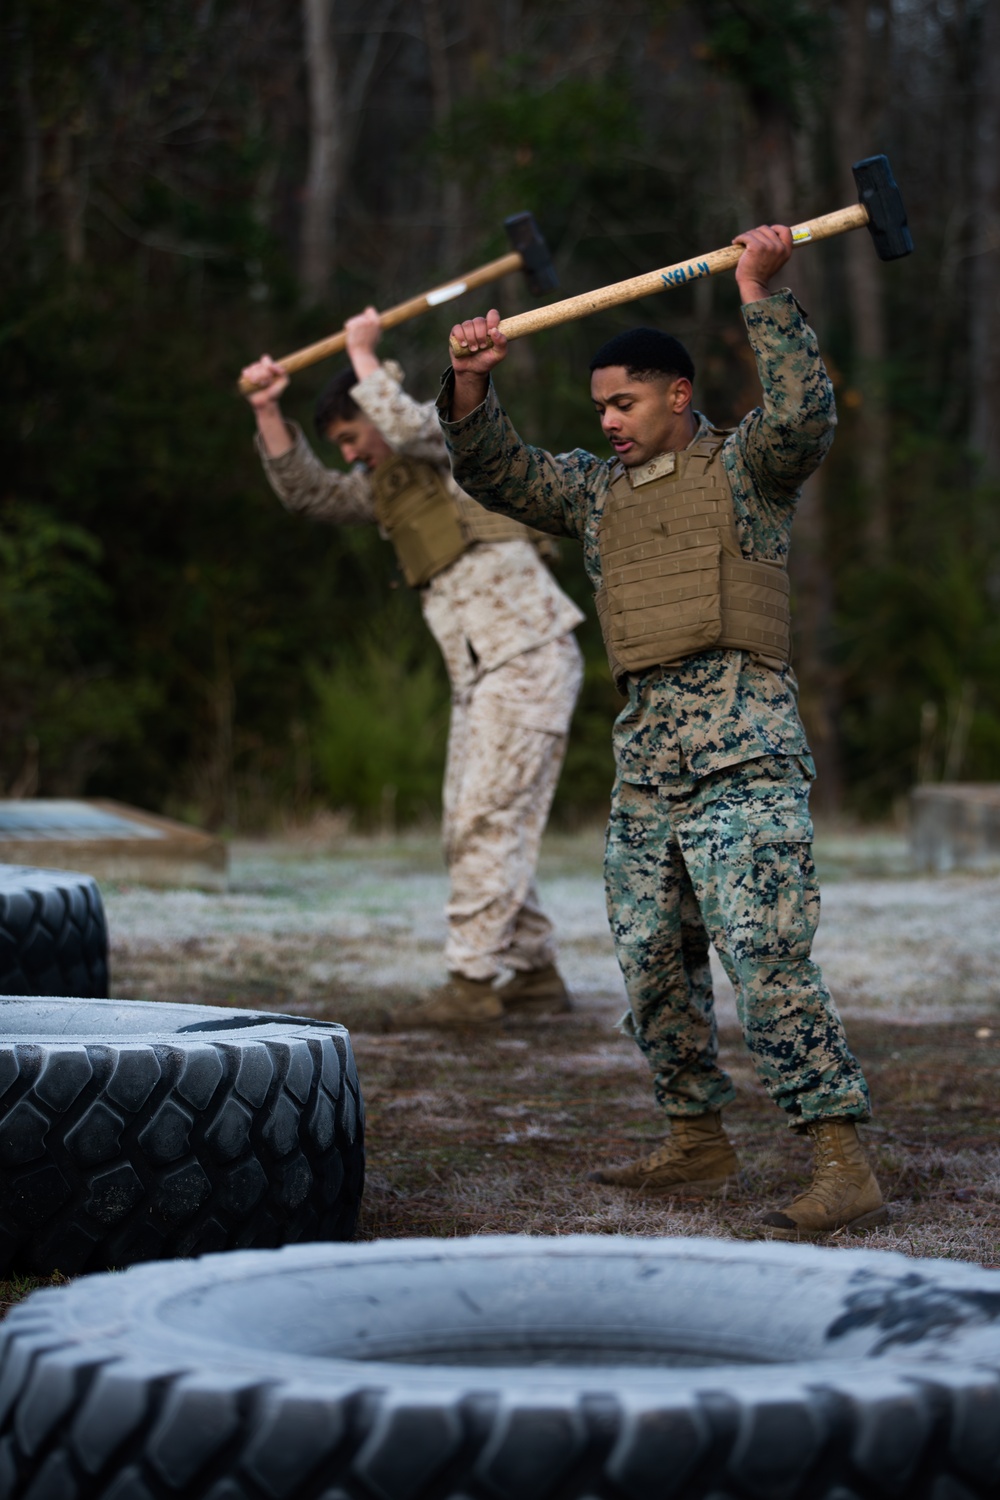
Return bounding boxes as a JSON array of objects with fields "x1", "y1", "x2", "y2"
[
  {"x1": 590, "y1": 366, "x2": 692, "y2": 466},
  {"x1": 325, "y1": 416, "x2": 392, "y2": 471}
]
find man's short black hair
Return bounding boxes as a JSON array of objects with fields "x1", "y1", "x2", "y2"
[
  {"x1": 589, "y1": 327, "x2": 695, "y2": 385},
  {"x1": 314, "y1": 367, "x2": 360, "y2": 439}
]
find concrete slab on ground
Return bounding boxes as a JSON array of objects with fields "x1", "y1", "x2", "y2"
[
  {"x1": 0, "y1": 798, "x2": 227, "y2": 890},
  {"x1": 910, "y1": 782, "x2": 1000, "y2": 872}
]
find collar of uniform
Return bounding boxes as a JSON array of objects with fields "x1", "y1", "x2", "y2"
[
  {"x1": 628, "y1": 452, "x2": 676, "y2": 487},
  {"x1": 623, "y1": 411, "x2": 716, "y2": 488},
  {"x1": 629, "y1": 450, "x2": 677, "y2": 486}
]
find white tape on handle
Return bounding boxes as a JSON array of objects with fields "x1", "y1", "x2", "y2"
[{"x1": 426, "y1": 281, "x2": 468, "y2": 307}]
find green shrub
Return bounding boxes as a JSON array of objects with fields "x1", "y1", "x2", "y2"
[
  {"x1": 309, "y1": 616, "x2": 449, "y2": 828},
  {"x1": 0, "y1": 503, "x2": 150, "y2": 793}
]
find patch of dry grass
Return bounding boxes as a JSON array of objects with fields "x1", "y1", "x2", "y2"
[
  {"x1": 0, "y1": 1270, "x2": 68, "y2": 1318},
  {"x1": 353, "y1": 1013, "x2": 1000, "y2": 1266}
]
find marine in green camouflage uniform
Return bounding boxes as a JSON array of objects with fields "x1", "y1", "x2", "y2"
[{"x1": 435, "y1": 226, "x2": 885, "y2": 1237}]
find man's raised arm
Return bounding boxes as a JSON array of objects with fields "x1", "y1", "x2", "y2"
[
  {"x1": 436, "y1": 308, "x2": 605, "y2": 541},
  {"x1": 240, "y1": 354, "x2": 374, "y2": 525},
  {"x1": 731, "y1": 225, "x2": 838, "y2": 497},
  {"x1": 344, "y1": 308, "x2": 448, "y2": 469}
]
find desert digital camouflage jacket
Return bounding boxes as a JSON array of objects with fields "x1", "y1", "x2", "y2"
[
  {"x1": 257, "y1": 364, "x2": 582, "y2": 698},
  {"x1": 436, "y1": 288, "x2": 835, "y2": 783}
]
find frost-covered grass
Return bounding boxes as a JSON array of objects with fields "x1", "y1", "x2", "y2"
[
  {"x1": 105, "y1": 823, "x2": 1000, "y2": 1027},
  {"x1": 89, "y1": 824, "x2": 1000, "y2": 1269}
]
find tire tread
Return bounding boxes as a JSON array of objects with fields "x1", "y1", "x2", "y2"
[
  {"x1": 0, "y1": 867, "x2": 109, "y2": 999},
  {"x1": 0, "y1": 1018, "x2": 364, "y2": 1275}
]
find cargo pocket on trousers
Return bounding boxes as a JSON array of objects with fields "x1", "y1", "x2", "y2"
[{"x1": 750, "y1": 833, "x2": 819, "y2": 960}]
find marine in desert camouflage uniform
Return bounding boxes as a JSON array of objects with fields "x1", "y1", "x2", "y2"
[
  {"x1": 436, "y1": 225, "x2": 888, "y2": 1239},
  {"x1": 241, "y1": 310, "x2": 583, "y2": 1023}
]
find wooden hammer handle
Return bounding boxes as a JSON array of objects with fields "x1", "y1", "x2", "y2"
[
  {"x1": 449, "y1": 203, "x2": 870, "y2": 353},
  {"x1": 239, "y1": 250, "x2": 525, "y2": 393}
]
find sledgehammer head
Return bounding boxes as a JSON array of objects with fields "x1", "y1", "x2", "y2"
[
  {"x1": 505, "y1": 211, "x2": 559, "y2": 294},
  {"x1": 852, "y1": 154, "x2": 914, "y2": 261}
]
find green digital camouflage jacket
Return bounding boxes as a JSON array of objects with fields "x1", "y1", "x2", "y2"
[{"x1": 436, "y1": 288, "x2": 835, "y2": 785}]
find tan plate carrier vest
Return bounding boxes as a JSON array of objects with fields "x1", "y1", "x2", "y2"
[
  {"x1": 595, "y1": 429, "x2": 791, "y2": 684},
  {"x1": 370, "y1": 453, "x2": 537, "y2": 588}
]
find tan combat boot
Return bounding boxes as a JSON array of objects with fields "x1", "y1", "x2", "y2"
[
  {"x1": 761, "y1": 1120, "x2": 888, "y2": 1241},
  {"x1": 401, "y1": 974, "x2": 503, "y2": 1027},
  {"x1": 587, "y1": 1112, "x2": 740, "y2": 1197},
  {"x1": 495, "y1": 962, "x2": 573, "y2": 1016}
]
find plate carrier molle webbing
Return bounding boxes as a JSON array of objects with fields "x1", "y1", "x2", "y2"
[
  {"x1": 371, "y1": 453, "x2": 535, "y2": 588},
  {"x1": 595, "y1": 429, "x2": 791, "y2": 685}
]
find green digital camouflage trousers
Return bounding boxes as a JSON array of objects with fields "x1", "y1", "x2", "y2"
[{"x1": 604, "y1": 754, "x2": 871, "y2": 1126}]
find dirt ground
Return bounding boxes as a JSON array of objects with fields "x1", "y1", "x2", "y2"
[{"x1": 95, "y1": 823, "x2": 1000, "y2": 1269}]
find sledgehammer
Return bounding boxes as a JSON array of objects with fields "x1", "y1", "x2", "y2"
[
  {"x1": 238, "y1": 212, "x2": 557, "y2": 394},
  {"x1": 449, "y1": 156, "x2": 913, "y2": 356}
]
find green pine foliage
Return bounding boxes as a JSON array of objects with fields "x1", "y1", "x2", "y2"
[
  {"x1": 2, "y1": 0, "x2": 997, "y2": 827},
  {"x1": 0, "y1": 504, "x2": 148, "y2": 793},
  {"x1": 309, "y1": 605, "x2": 449, "y2": 829}
]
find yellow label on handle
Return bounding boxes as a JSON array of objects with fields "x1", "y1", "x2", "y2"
[{"x1": 792, "y1": 227, "x2": 813, "y2": 244}]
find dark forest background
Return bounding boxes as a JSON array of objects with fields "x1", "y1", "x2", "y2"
[{"x1": 3, "y1": 0, "x2": 999, "y2": 831}]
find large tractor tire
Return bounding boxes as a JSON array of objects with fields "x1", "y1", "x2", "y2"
[
  {"x1": 2, "y1": 1234, "x2": 999, "y2": 1498},
  {"x1": 0, "y1": 866, "x2": 108, "y2": 998},
  {"x1": 0, "y1": 997, "x2": 364, "y2": 1275}
]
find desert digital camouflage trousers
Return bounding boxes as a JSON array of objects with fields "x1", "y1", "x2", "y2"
[
  {"x1": 604, "y1": 754, "x2": 871, "y2": 1126},
  {"x1": 443, "y1": 634, "x2": 583, "y2": 980}
]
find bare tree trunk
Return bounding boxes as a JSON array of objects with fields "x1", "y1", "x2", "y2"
[
  {"x1": 747, "y1": 99, "x2": 796, "y2": 224},
  {"x1": 205, "y1": 623, "x2": 237, "y2": 830},
  {"x1": 790, "y1": 469, "x2": 843, "y2": 813},
  {"x1": 53, "y1": 116, "x2": 88, "y2": 267},
  {"x1": 342, "y1": 0, "x2": 396, "y2": 166},
  {"x1": 969, "y1": 0, "x2": 1000, "y2": 478},
  {"x1": 300, "y1": 0, "x2": 340, "y2": 305},
  {"x1": 788, "y1": 194, "x2": 844, "y2": 814},
  {"x1": 834, "y1": 0, "x2": 890, "y2": 558},
  {"x1": 16, "y1": 39, "x2": 40, "y2": 272},
  {"x1": 421, "y1": 0, "x2": 463, "y2": 268}
]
